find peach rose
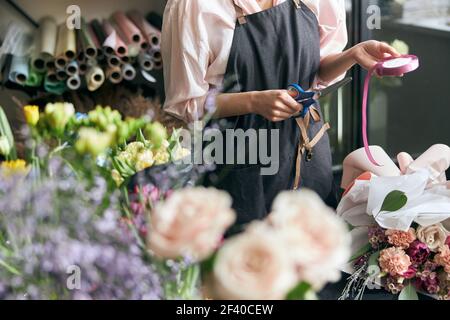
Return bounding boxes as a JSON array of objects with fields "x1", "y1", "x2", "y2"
[
  {"x1": 434, "y1": 245, "x2": 450, "y2": 274},
  {"x1": 147, "y1": 187, "x2": 236, "y2": 261},
  {"x1": 267, "y1": 190, "x2": 351, "y2": 289},
  {"x1": 417, "y1": 224, "x2": 449, "y2": 252},
  {"x1": 379, "y1": 247, "x2": 412, "y2": 276},
  {"x1": 385, "y1": 228, "x2": 417, "y2": 249},
  {"x1": 208, "y1": 223, "x2": 297, "y2": 300}
]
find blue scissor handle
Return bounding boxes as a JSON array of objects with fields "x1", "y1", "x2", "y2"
[{"x1": 287, "y1": 84, "x2": 317, "y2": 118}]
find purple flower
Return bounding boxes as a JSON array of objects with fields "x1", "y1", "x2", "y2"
[{"x1": 407, "y1": 240, "x2": 431, "y2": 265}]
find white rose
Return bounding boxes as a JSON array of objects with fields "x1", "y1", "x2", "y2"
[
  {"x1": 417, "y1": 223, "x2": 449, "y2": 252},
  {"x1": 208, "y1": 222, "x2": 297, "y2": 300},
  {"x1": 268, "y1": 190, "x2": 351, "y2": 289},
  {"x1": 148, "y1": 187, "x2": 236, "y2": 261}
]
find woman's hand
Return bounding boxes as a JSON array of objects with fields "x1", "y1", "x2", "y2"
[
  {"x1": 351, "y1": 40, "x2": 401, "y2": 71},
  {"x1": 250, "y1": 90, "x2": 301, "y2": 122}
]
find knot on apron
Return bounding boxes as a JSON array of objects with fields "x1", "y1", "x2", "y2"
[{"x1": 293, "y1": 107, "x2": 330, "y2": 190}]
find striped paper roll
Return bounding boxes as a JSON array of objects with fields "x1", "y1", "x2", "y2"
[
  {"x1": 86, "y1": 65, "x2": 105, "y2": 91},
  {"x1": 106, "y1": 65, "x2": 123, "y2": 84},
  {"x1": 31, "y1": 17, "x2": 58, "y2": 72},
  {"x1": 128, "y1": 11, "x2": 161, "y2": 48},
  {"x1": 121, "y1": 63, "x2": 136, "y2": 81},
  {"x1": 55, "y1": 24, "x2": 76, "y2": 68},
  {"x1": 67, "y1": 74, "x2": 81, "y2": 90},
  {"x1": 102, "y1": 20, "x2": 128, "y2": 57}
]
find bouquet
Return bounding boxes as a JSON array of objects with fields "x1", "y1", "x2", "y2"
[{"x1": 337, "y1": 145, "x2": 450, "y2": 300}]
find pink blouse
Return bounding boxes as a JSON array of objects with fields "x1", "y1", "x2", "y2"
[{"x1": 162, "y1": 0, "x2": 348, "y2": 122}]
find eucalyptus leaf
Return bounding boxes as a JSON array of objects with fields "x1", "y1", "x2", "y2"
[
  {"x1": 368, "y1": 251, "x2": 380, "y2": 267},
  {"x1": 399, "y1": 283, "x2": 419, "y2": 300},
  {"x1": 348, "y1": 243, "x2": 372, "y2": 262},
  {"x1": 380, "y1": 190, "x2": 408, "y2": 213},
  {"x1": 286, "y1": 282, "x2": 312, "y2": 300}
]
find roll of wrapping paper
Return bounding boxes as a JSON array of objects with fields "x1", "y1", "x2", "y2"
[
  {"x1": 55, "y1": 24, "x2": 76, "y2": 68},
  {"x1": 153, "y1": 59, "x2": 163, "y2": 70},
  {"x1": 112, "y1": 11, "x2": 143, "y2": 45},
  {"x1": 138, "y1": 52, "x2": 154, "y2": 71},
  {"x1": 44, "y1": 72, "x2": 66, "y2": 95},
  {"x1": 102, "y1": 20, "x2": 128, "y2": 57},
  {"x1": 65, "y1": 60, "x2": 79, "y2": 76},
  {"x1": 67, "y1": 74, "x2": 81, "y2": 90},
  {"x1": 110, "y1": 20, "x2": 140, "y2": 58},
  {"x1": 106, "y1": 65, "x2": 123, "y2": 84},
  {"x1": 121, "y1": 63, "x2": 136, "y2": 81},
  {"x1": 9, "y1": 55, "x2": 29, "y2": 84},
  {"x1": 25, "y1": 66, "x2": 44, "y2": 87},
  {"x1": 107, "y1": 54, "x2": 121, "y2": 68},
  {"x1": 78, "y1": 18, "x2": 97, "y2": 60},
  {"x1": 128, "y1": 10, "x2": 161, "y2": 48},
  {"x1": 91, "y1": 19, "x2": 107, "y2": 46},
  {"x1": 147, "y1": 46, "x2": 162, "y2": 62},
  {"x1": 86, "y1": 65, "x2": 105, "y2": 91},
  {"x1": 56, "y1": 68, "x2": 68, "y2": 81},
  {"x1": 88, "y1": 24, "x2": 104, "y2": 60},
  {"x1": 31, "y1": 17, "x2": 58, "y2": 72},
  {"x1": 45, "y1": 69, "x2": 58, "y2": 83}
]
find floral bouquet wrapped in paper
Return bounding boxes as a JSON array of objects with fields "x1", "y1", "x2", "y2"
[{"x1": 337, "y1": 145, "x2": 450, "y2": 300}]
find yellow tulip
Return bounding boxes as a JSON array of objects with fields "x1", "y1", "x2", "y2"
[
  {"x1": 1, "y1": 159, "x2": 30, "y2": 176},
  {"x1": 23, "y1": 105, "x2": 40, "y2": 126}
]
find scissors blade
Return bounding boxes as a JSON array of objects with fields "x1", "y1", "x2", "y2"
[{"x1": 316, "y1": 77, "x2": 353, "y2": 99}]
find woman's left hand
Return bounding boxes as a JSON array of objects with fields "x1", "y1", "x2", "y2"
[{"x1": 351, "y1": 40, "x2": 401, "y2": 70}]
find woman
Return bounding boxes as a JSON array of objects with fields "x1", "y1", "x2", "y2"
[{"x1": 162, "y1": 0, "x2": 400, "y2": 227}]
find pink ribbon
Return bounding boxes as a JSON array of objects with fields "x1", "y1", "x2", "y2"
[{"x1": 362, "y1": 55, "x2": 419, "y2": 166}]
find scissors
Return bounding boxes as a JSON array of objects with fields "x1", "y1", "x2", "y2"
[{"x1": 287, "y1": 77, "x2": 353, "y2": 118}]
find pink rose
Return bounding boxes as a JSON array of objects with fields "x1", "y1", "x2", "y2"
[
  {"x1": 207, "y1": 224, "x2": 297, "y2": 300},
  {"x1": 268, "y1": 190, "x2": 351, "y2": 290},
  {"x1": 385, "y1": 228, "x2": 417, "y2": 249},
  {"x1": 379, "y1": 247, "x2": 412, "y2": 277},
  {"x1": 434, "y1": 245, "x2": 450, "y2": 274},
  {"x1": 407, "y1": 240, "x2": 431, "y2": 265},
  {"x1": 147, "y1": 187, "x2": 236, "y2": 261}
]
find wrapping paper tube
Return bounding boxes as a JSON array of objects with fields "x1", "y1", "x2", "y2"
[
  {"x1": 86, "y1": 65, "x2": 105, "y2": 91},
  {"x1": 129, "y1": 11, "x2": 161, "y2": 48},
  {"x1": 45, "y1": 69, "x2": 58, "y2": 83},
  {"x1": 148, "y1": 46, "x2": 162, "y2": 62},
  {"x1": 138, "y1": 52, "x2": 154, "y2": 71},
  {"x1": 91, "y1": 19, "x2": 107, "y2": 46},
  {"x1": 56, "y1": 68, "x2": 68, "y2": 81},
  {"x1": 31, "y1": 17, "x2": 58, "y2": 72},
  {"x1": 102, "y1": 20, "x2": 128, "y2": 57},
  {"x1": 107, "y1": 55, "x2": 121, "y2": 68},
  {"x1": 9, "y1": 55, "x2": 29, "y2": 84},
  {"x1": 88, "y1": 24, "x2": 104, "y2": 60},
  {"x1": 26, "y1": 66, "x2": 44, "y2": 87},
  {"x1": 106, "y1": 65, "x2": 123, "y2": 84},
  {"x1": 112, "y1": 11, "x2": 142, "y2": 44},
  {"x1": 44, "y1": 75, "x2": 66, "y2": 95},
  {"x1": 65, "y1": 60, "x2": 79, "y2": 76},
  {"x1": 46, "y1": 59, "x2": 55, "y2": 69},
  {"x1": 153, "y1": 60, "x2": 163, "y2": 70},
  {"x1": 78, "y1": 18, "x2": 97, "y2": 59},
  {"x1": 55, "y1": 24, "x2": 76, "y2": 68},
  {"x1": 67, "y1": 74, "x2": 81, "y2": 90},
  {"x1": 121, "y1": 63, "x2": 136, "y2": 81},
  {"x1": 78, "y1": 61, "x2": 88, "y2": 75}
]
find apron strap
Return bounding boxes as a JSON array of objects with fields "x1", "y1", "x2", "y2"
[
  {"x1": 233, "y1": 2, "x2": 247, "y2": 25},
  {"x1": 293, "y1": 108, "x2": 330, "y2": 190}
]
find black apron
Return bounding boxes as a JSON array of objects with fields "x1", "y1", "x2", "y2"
[{"x1": 205, "y1": 0, "x2": 336, "y2": 229}]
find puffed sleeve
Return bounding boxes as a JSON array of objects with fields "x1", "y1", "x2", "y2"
[
  {"x1": 161, "y1": 0, "x2": 211, "y2": 122},
  {"x1": 307, "y1": 0, "x2": 349, "y2": 89}
]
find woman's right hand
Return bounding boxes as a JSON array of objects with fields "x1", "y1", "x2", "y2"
[{"x1": 250, "y1": 90, "x2": 302, "y2": 122}]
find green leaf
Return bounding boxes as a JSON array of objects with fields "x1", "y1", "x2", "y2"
[
  {"x1": 380, "y1": 190, "x2": 408, "y2": 213},
  {"x1": 399, "y1": 283, "x2": 419, "y2": 300},
  {"x1": 0, "y1": 259, "x2": 21, "y2": 276},
  {"x1": 286, "y1": 282, "x2": 313, "y2": 300},
  {"x1": 348, "y1": 243, "x2": 372, "y2": 262},
  {"x1": 368, "y1": 251, "x2": 380, "y2": 267}
]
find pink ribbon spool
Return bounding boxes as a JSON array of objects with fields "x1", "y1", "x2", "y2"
[{"x1": 362, "y1": 55, "x2": 420, "y2": 166}]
